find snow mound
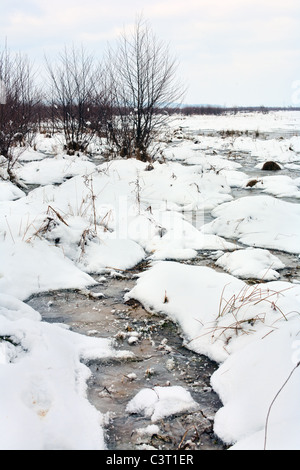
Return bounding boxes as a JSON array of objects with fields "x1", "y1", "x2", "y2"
[
  {"x1": 203, "y1": 195, "x2": 300, "y2": 254},
  {"x1": 0, "y1": 239, "x2": 96, "y2": 301},
  {"x1": 0, "y1": 294, "x2": 133, "y2": 450},
  {"x1": 126, "y1": 386, "x2": 199, "y2": 422},
  {"x1": 16, "y1": 155, "x2": 96, "y2": 186},
  {"x1": 216, "y1": 247, "x2": 285, "y2": 280},
  {"x1": 125, "y1": 260, "x2": 300, "y2": 449},
  {"x1": 212, "y1": 317, "x2": 300, "y2": 450},
  {"x1": 0, "y1": 181, "x2": 25, "y2": 201}
]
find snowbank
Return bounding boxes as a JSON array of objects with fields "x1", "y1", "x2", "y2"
[
  {"x1": 0, "y1": 294, "x2": 133, "y2": 450},
  {"x1": 0, "y1": 180, "x2": 25, "y2": 201},
  {"x1": 0, "y1": 156, "x2": 237, "y2": 282},
  {"x1": 0, "y1": 239, "x2": 96, "y2": 301},
  {"x1": 215, "y1": 247, "x2": 285, "y2": 281},
  {"x1": 125, "y1": 260, "x2": 300, "y2": 449},
  {"x1": 16, "y1": 154, "x2": 96, "y2": 186},
  {"x1": 211, "y1": 317, "x2": 300, "y2": 450},
  {"x1": 245, "y1": 175, "x2": 300, "y2": 199},
  {"x1": 203, "y1": 195, "x2": 300, "y2": 254}
]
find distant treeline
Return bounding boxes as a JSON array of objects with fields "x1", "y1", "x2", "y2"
[{"x1": 173, "y1": 105, "x2": 300, "y2": 116}]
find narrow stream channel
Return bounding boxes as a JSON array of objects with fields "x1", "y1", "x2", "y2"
[{"x1": 27, "y1": 271, "x2": 226, "y2": 450}]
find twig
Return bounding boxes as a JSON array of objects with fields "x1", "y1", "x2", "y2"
[
  {"x1": 264, "y1": 361, "x2": 300, "y2": 450},
  {"x1": 47, "y1": 205, "x2": 69, "y2": 226},
  {"x1": 177, "y1": 427, "x2": 192, "y2": 449},
  {"x1": 5, "y1": 216, "x2": 15, "y2": 243}
]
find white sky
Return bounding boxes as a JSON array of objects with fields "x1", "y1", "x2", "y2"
[{"x1": 1, "y1": 0, "x2": 300, "y2": 107}]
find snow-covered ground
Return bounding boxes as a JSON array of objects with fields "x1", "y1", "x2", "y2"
[{"x1": 1, "y1": 110, "x2": 300, "y2": 450}]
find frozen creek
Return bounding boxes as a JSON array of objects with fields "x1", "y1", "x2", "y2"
[
  {"x1": 23, "y1": 118, "x2": 300, "y2": 450},
  {"x1": 27, "y1": 271, "x2": 226, "y2": 450}
]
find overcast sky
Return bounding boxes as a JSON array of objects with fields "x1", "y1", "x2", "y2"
[{"x1": 1, "y1": 0, "x2": 300, "y2": 107}]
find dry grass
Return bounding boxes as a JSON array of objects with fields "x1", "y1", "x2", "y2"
[
  {"x1": 24, "y1": 205, "x2": 68, "y2": 243},
  {"x1": 77, "y1": 227, "x2": 97, "y2": 261},
  {"x1": 188, "y1": 282, "x2": 297, "y2": 351},
  {"x1": 217, "y1": 282, "x2": 293, "y2": 321}
]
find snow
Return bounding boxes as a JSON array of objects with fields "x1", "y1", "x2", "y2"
[
  {"x1": 0, "y1": 293, "x2": 133, "y2": 450},
  {"x1": 16, "y1": 154, "x2": 96, "y2": 186},
  {"x1": 125, "y1": 261, "x2": 300, "y2": 361},
  {"x1": 0, "y1": 180, "x2": 25, "y2": 201},
  {"x1": 203, "y1": 195, "x2": 300, "y2": 254},
  {"x1": 168, "y1": 110, "x2": 300, "y2": 133},
  {"x1": 246, "y1": 174, "x2": 300, "y2": 198},
  {"x1": 215, "y1": 247, "x2": 285, "y2": 280},
  {"x1": 134, "y1": 424, "x2": 160, "y2": 438},
  {"x1": 0, "y1": 239, "x2": 96, "y2": 301},
  {"x1": 1, "y1": 110, "x2": 300, "y2": 450},
  {"x1": 211, "y1": 317, "x2": 300, "y2": 450},
  {"x1": 126, "y1": 386, "x2": 199, "y2": 422},
  {"x1": 125, "y1": 260, "x2": 300, "y2": 449}
]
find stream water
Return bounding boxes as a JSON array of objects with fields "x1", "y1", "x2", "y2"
[
  {"x1": 27, "y1": 272, "x2": 226, "y2": 450},
  {"x1": 26, "y1": 126, "x2": 300, "y2": 451}
]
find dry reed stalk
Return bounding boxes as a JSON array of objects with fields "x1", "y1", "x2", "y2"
[
  {"x1": 264, "y1": 361, "x2": 300, "y2": 450},
  {"x1": 188, "y1": 282, "x2": 296, "y2": 349}
]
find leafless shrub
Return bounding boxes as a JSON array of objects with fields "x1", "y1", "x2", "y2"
[
  {"x1": 105, "y1": 16, "x2": 185, "y2": 162},
  {"x1": 45, "y1": 45, "x2": 108, "y2": 155},
  {"x1": 0, "y1": 44, "x2": 41, "y2": 186}
]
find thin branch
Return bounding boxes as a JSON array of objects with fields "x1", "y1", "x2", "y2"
[{"x1": 264, "y1": 361, "x2": 300, "y2": 450}]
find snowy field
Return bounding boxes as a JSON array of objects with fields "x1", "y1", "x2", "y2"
[{"x1": 1, "y1": 110, "x2": 300, "y2": 450}]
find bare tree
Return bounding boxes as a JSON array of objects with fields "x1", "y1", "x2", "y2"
[
  {"x1": 0, "y1": 45, "x2": 40, "y2": 185},
  {"x1": 45, "y1": 46, "x2": 107, "y2": 155},
  {"x1": 105, "y1": 17, "x2": 185, "y2": 161}
]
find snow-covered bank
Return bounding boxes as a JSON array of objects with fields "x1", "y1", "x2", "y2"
[
  {"x1": 212, "y1": 316, "x2": 300, "y2": 450},
  {"x1": 215, "y1": 247, "x2": 285, "y2": 281},
  {"x1": 0, "y1": 294, "x2": 133, "y2": 450},
  {"x1": 203, "y1": 195, "x2": 300, "y2": 254},
  {"x1": 125, "y1": 260, "x2": 300, "y2": 449},
  {"x1": 0, "y1": 155, "x2": 237, "y2": 299}
]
